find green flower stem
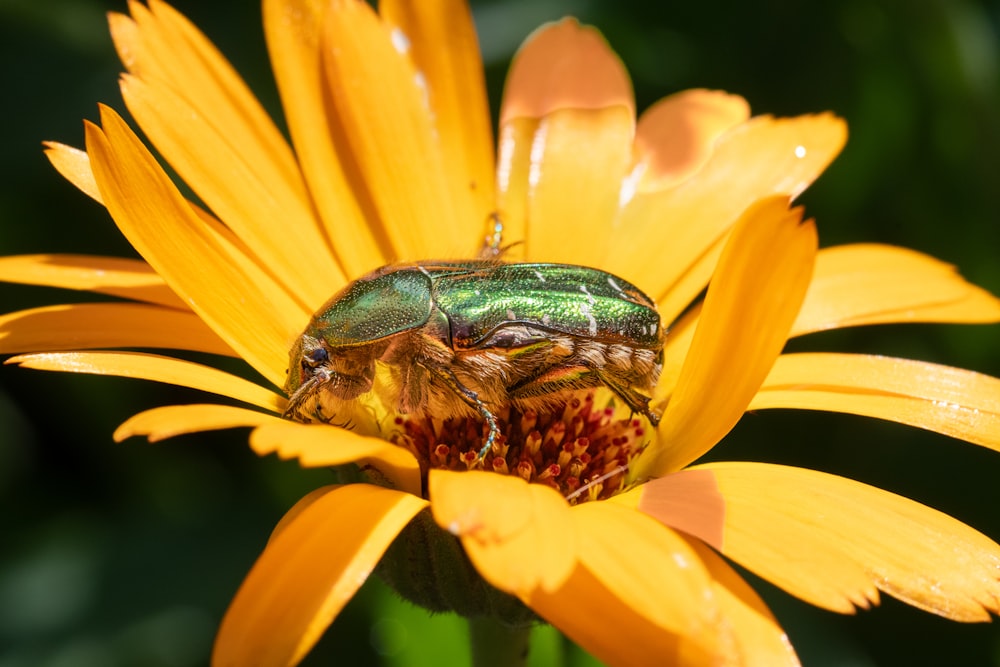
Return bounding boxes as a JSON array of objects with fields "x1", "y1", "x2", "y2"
[{"x1": 469, "y1": 617, "x2": 531, "y2": 667}]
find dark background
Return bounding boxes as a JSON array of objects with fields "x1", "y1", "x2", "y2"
[{"x1": 2, "y1": 0, "x2": 1000, "y2": 665}]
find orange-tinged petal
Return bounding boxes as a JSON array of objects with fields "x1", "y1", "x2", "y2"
[
  {"x1": 43, "y1": 142, "x2": 102, "y2": 203},
  {"x1": 251, "y1": 421, "x2": 422, "y2": 497},
  {"x1": 792, "y1": 244, "x2": 1000, "y2": 335},
  {"x1": 0, "y1": 303, "x2": 234, "y2": 356},
  {"x1": 752, "y1": 353, "x2": 1000, "y2": 451},
  {"x1": 86, "y1": 106, "x2": 308, "y2": 387},
  {"x1": 632, "y1": 89, "x2": 750, "y2": 191},
  {"x1": 212, "y1": 483, "x2": 427, "y2": 667},
  {"x1": 321, "y1": 0, "x2": 475, "y2": 260},
  {"x1": 379, "y1": 0, "x2": 495, "y2": 225},
  {"x1": 0, "y1": 254, "x2": 182, "y2": 308},
  {"x1": 613, "y1": 468, "x2": 725, "y2": 551},
  {"x1": 681, "y1": 462, "x2": 1000, "y2": 621},
  {"x1": 498, "y1": 18, "x2": 634, "y2": 263},
  {"x1": 7, "y1": 351, "x2": 283, "y2": 413},
  {"x1": 119, "y1": 74, "x2": 340, "y2": 311},
  {"x1": 607, "y1": 114, "x2": 845, "y2": 303},
  {"x1": 263, "y1": 0, "x2": 385, "y2": 277},
  {"x1": 634, "y1": 197, "x2": 817, "y2": 478},
  {"x1": 114, "y1": 403, "x2": 281, "y2": 442},
  {"x1": 499, "y1": 18, "x2": 635, "y2": 125},
  {"x1": 567, "y1": 501, "x2": 728, "y2": 664},
  {"x1": 683, "y1": 537, "x2": 800, "y2": 667},
  {"x1": 429, "y1": 470, "x2": 576, "y2": 594}
]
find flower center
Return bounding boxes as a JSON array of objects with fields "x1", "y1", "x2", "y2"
[{"x1": 390, "y1": 391, "x2": 650, "y2": 503}]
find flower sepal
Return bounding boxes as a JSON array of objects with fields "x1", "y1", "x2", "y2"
[{"x1": 376, "y1": 508, "x2": 538, "y2": 626}]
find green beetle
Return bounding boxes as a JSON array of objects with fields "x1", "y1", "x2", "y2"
[{"x1": 283, "y1": 261, "x2": 664, "y2": 459}]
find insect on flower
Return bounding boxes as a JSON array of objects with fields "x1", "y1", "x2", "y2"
[{"x1": 283, "y1": 260, "x2": 665, "y2": 459}]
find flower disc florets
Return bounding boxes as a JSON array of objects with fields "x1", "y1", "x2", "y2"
[{"x1": 392, "y1": 391, "x2": 650, "y2": 503}]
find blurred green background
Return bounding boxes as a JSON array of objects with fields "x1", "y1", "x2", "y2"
[{"x1": 2, "y1": 0, "x2": 1000, "y2": 665}]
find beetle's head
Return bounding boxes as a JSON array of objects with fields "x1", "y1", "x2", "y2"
[{"x1": 283, "y1": 334, "x2": 377, "y2": 421}]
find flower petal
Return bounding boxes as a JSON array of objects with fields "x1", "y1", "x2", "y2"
[
  {"x1": 43, "y1": 142, "x2": 102, "y2": 203},
  {"x1": 634, "y1": 197, "x2": 817, "y2": 478},
  {"x1": 429, "y1": 470, "x2": 577, "y2": 594},
  {"x1": 792, "y1": 244, "x2": 1000, "y2": 335},
  {"x1": 499, "y1": 18, "x2": 635, "y2": 124},
  {"x1": 565, "y1": 501, "x2": 728, "y2": 664},
  {"x1": 321, "y1": 0, "x2": 477, "y2": 260},
  {"x1": 0, "y1": 254, "x2": 182, "y2": 308},
  {"x1": 212, "y1": 483, "x2": 427, "y2": 667},
  {"x1": 752, "y1": 353, "x2": 1000, "y2": 452},
  {"x1": 112, "y1": 1, "x2": 345, "y2": 310},
  {"x1": 674, "y1": 462, "x2": 1000, "y2": 621},
  {"x1": 497, "y1": 18, "x2": 634, "y2": 265},
  {"x1": 632, "y1": 89, "x2": 750, "y2": 191},
  {"x1": 263, "y1": 0, "x2": 385, "y2": 277},
  {"x1": 114, "y1": 403, "x2": 281, "y2": 442},
  {"x1": 522, "y1": 502, "x2": 728, "y2": 666},
  {"x1": 0, "y1": 303, "x2": 234, "y2": 356},
  {"x1": 7, "y1": 351, "x2": 283, "y2": 413},
  {"x1": 110, "y1": 2, "x2": 344, "y2": 303},
  {"x1": 682, "y1": 536, "x2": 800, "y2": 667},
  {"x1": 119, "y1": 72, "x2": 341, "y2": 310},
  {"x1": 379, "y1": 0, "x2": 495, "y2": 225},
  {"x1": 608, "y1": 114, "x2": 845, "y2": 310},
  {"x1": 86, "y1": 106, "x2": 308, "y2": 387},
  {"x1": 251, "y1": 421, "x2": 422, "y2": 497}
]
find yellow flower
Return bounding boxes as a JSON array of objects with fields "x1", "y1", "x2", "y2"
[{"x1": 3, "y1": 1, "x2": 1000, "y2": 665}]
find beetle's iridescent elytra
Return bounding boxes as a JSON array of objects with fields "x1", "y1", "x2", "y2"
[{"x1": 283, "y1": 261, "x2": 664, "y2": 459}]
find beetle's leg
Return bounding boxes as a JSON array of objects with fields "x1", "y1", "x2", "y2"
[
  {"x1": 508, "y1": 365, "x2": 660, "y2": 427},
  {"x1": 420, "y1": 362, "x2": 500, "y2": 460},
  {"x1": 593, "y1": 370, "x2": 660, "y2": 427},
  {"x1": 283, "y1": 375, "x2": 320, "y2": 421}
]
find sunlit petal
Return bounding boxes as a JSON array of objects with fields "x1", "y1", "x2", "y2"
[
  {"x1": 634, "y1": 197, "x2": 817, "y2": 478},
  {"x1": 7, "y1": 351, "x2": 283, "y2": 413},
  {"x1": 568, "y1": 501, "x2": 728, "y2": 663},
  {"x1": 429, "y1": 470, "x2": 577, "y2": 594},
  {"x1": 42, "y1": 142, "x2": 103, "y2": 203},
  {"x1": 524, "y1": 505, "x2": 726, "y2": 667},
  {"x1": 752, "y1": 353, "x2": 1000, "y2": 451},
  {"x1": 111, "y1": 2, "x2": 340, "y2": 299},
  {"x1": 263, "y1": 0, "x2": 385, "y2": 277},
  {"x1": 251, "y1": 421, "x2": 422, "y2": 496},
  {"x1": 793, "y1": 244, "x2": 1000, "y2": 335},
  {"x1": 120, "y1": 73, "x2": 341, "y2": 311},
  {"x1": 0, "y1": 254, "x2": 182, "y2": 308},
  {"x1": 115, "y1": 403, "x2": 281, "y2": 442},
  {"x1": 497, "y1": 18, "x2": 634, "y2": 265},
  {"x1": 321, "y1": 0, "x2": 475, "y2": 260},
  {"x1": 380, "y1": 0, "x2": 495, "y2": 226},
  {"x1": 112, "y1": 1, "x2": 300, "y2": 181},
  {"x1": 0, "y1": 303, "x2": 234, "y2": 356},
  {"x1": 655, "y1": 463, "x2": 1000, "y2": 620},
  {"x1": 633, "y1": 89, "x2": 750, "y2": 191},
  {"x1": 212, "y1": 483, "x2": 427, "y2": 667},
  {"x1": 682, "y1": 537, "x2": 800, "y2": 667},
  {"x1": 86, "y1": 106, "x2": 308, "y2": 387},
  {"x1": 608, "y1": 114, "x2": 845, "y2": 309}
]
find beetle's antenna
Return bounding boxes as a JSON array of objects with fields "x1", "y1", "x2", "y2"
[{"x1": 564, "y1": 464, "x2": 629, "y2": 503}]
